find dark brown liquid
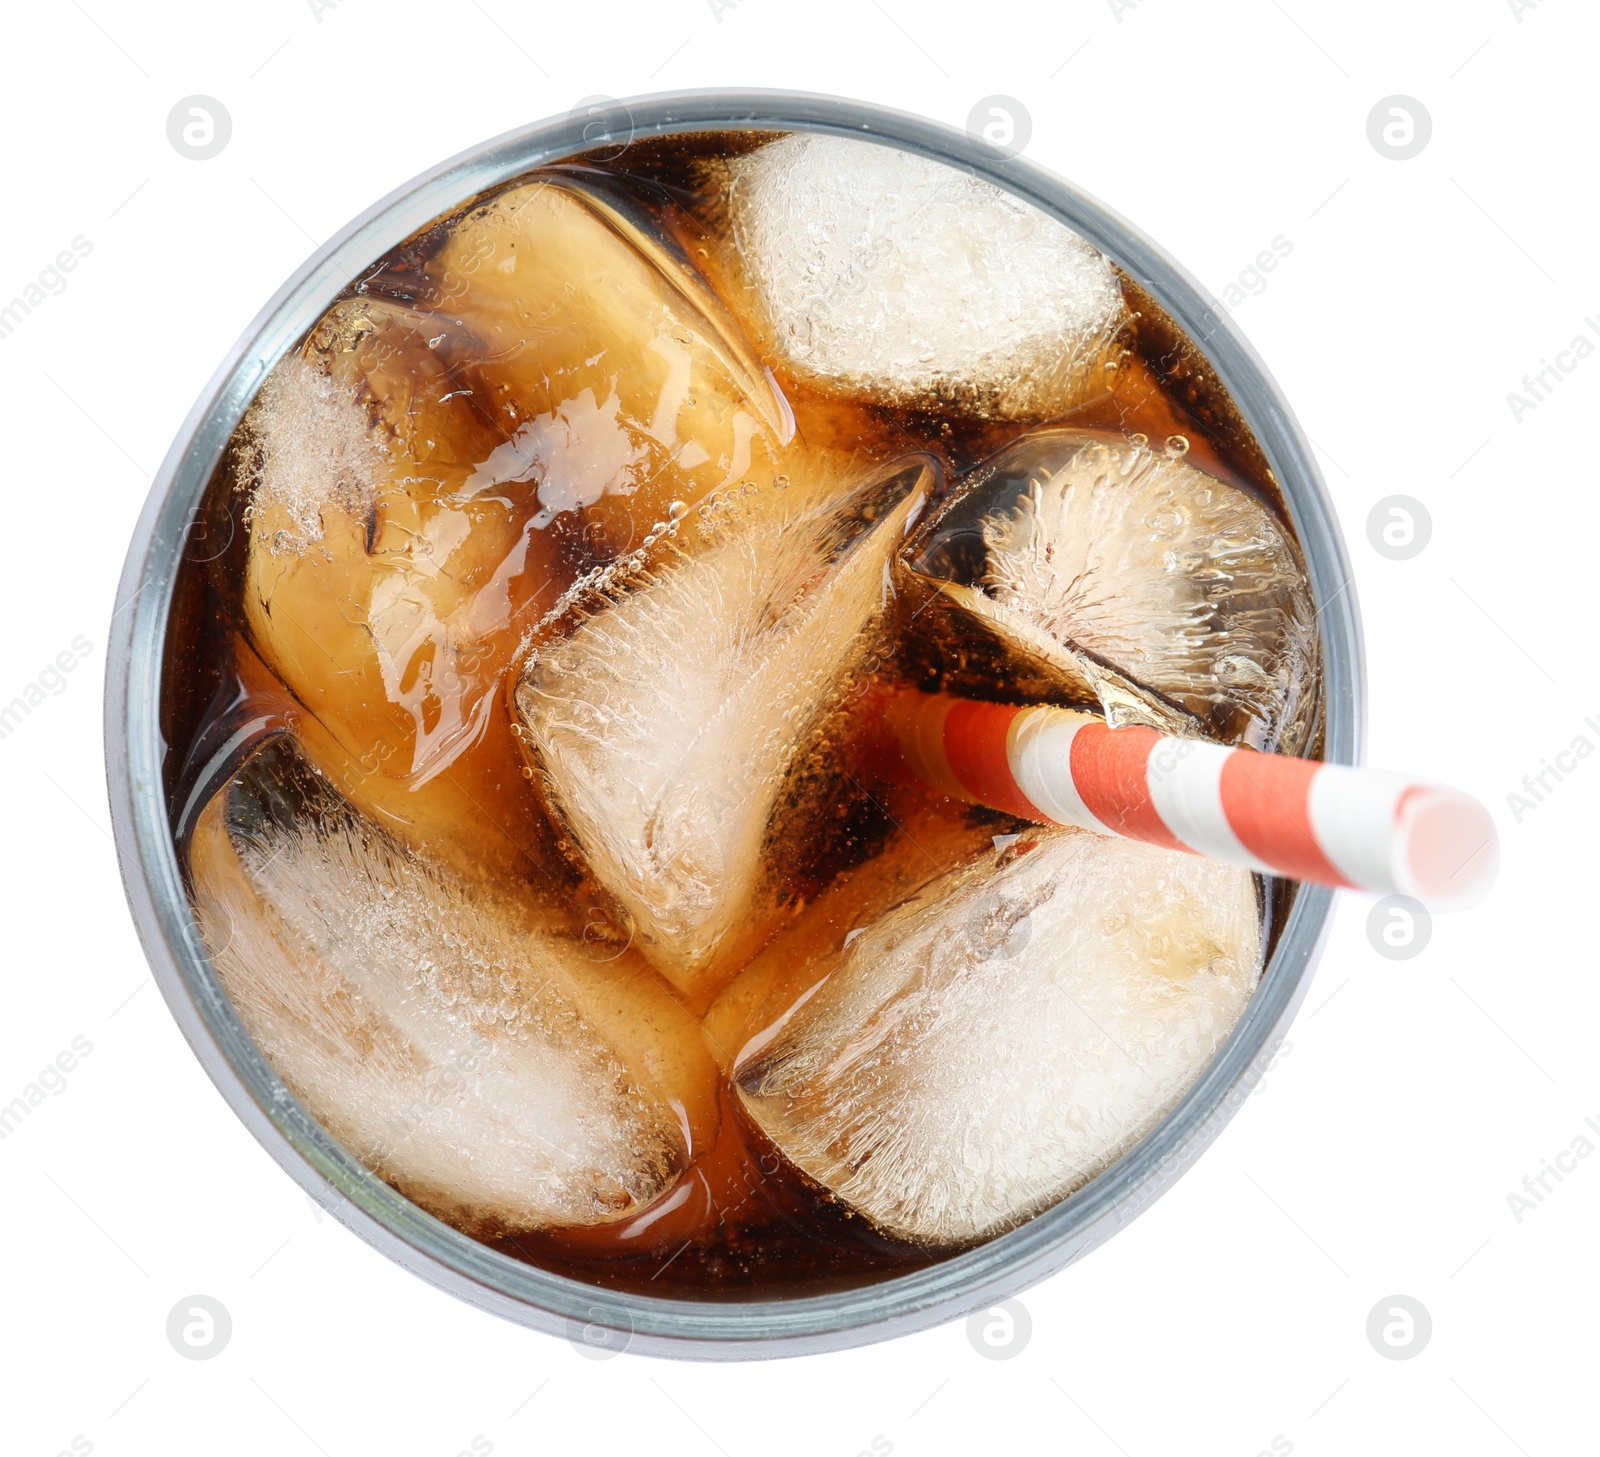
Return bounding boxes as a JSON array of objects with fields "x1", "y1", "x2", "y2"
[
  {"x1": 164, "y1": 132, "x2": 1306, "y2": 1299},
  {"x1": 487, "y1": 1089, "x2": 942, "y2": 1297}
]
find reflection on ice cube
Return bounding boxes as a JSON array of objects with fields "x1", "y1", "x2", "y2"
[
  {"x1": 902, "y1": 430, "x2": 1319, "y2": 752},
  {"x1": 515, "y1": 457, "x2": 935, "y2": 1005},
  {"x1": 239, "y1": 313, "x2": 567, "y2": 787},
  {"x1": 727, "y1": 133, "x2": 1129, "y2": 419},
  {"x1": 734, "y1": 828, "x2": 1261, "y2": 1247},
  {"x1": 188, "y1": 735, "x2": 717, "y2": 1232},
  {"x1": 239, "y1": 175, "x2": 795, "y2": 786},
  {"x1": 404, "y1": 176, "x2": 793, "y2": 544}
]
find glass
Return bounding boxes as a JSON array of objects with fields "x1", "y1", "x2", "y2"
[{"x1": 107, "y1": 92, "x2": 1362, "y2": 1357}]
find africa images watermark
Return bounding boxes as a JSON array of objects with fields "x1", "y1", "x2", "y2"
[
  {"x1": 1506, "y1": 1115, "x2": 1600, "y2": 1224},
  {"x1": 1113, "y1": 1030, "x2": 1295, "y2": 1228},
  {"x1": 1505, "y1": 316, "x2": 1600, "y2": 423},
  {"x1": 1, "y1": 237, "x2": 93, "y2": 341},
  {"x1": 0, "y1": 1036, "x2": 95, "y2": 1142},
  {"x1": 0, "y1": 635, "x2": 94, "y2": 742},
  {"x1": 1504, "y1": 712, "x2": 1600, "y2": 823},
  {"x1": 1213, "y1": 235, "x2": 1294, "y2": 313}
]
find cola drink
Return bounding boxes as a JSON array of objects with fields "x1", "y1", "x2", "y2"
[{"x1": 163, "y1": 127, "x2": 1317, "y2": 1296}]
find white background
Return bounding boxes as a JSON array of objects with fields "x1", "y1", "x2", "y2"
[{"x1": 0, "y1": 0, "x2": 1591, "y2": 1453}]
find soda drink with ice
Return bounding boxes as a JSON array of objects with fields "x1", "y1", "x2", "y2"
[{"x1": 165, "y1": 128, "x2": 1319, "y2": 1295}]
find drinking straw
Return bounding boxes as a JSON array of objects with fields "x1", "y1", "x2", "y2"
[{"x1": 865, "y1": 688, "x2": 1498, "y2": 908}]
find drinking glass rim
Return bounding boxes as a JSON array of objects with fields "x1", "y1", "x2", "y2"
[{"x1": 105, "y1": 88, "x2": 1364, "y2": 1360}]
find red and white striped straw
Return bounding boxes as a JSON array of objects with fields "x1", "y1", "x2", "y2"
[{"x1": 866, "y1": 688, "x2": 1498, "y2": 909}]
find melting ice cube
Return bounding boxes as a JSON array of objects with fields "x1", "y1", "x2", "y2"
[
  {"x1": 240, "y1": 175, "x2": 794, "y2": 786},
  {"x1": 398, "y1": 175, "x2": 793, "y2": 544},
  {"x1": 187, "y1": 735, "x2": 718, "y2": 1232},
  {"x1": 701, "y1": 784, "x2": 1001, "y2": 1074},
  {"x1": 514, "y1": 458, "x2": 935, "y2": 1004},
  {"x1": 902, "y1": 430, "x2": 1319, "y2": 751},
  {"x1": 239, "y1": 307, "x2": 568, "y2": 787},
  {"x1": 733, "y1": 828, "x2": 1261, "y2": 1247},
  {"x1": 725, "y1": 133, "x2": 1128, "y2": 419}
]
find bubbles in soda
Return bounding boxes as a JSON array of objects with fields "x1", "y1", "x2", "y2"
[{"x1": 165, "y1": 128, "x2": 1319, "y2": 1295}]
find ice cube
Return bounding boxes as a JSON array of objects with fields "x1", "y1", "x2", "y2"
[
  {"x1": 725, "y1": 133, "x2": 1129, "y2": 419},
  {"x1": 392, "y1": 175, "x2": 794, "y2": 549},
  {"x1": 177, "y1": 634, "x2": 557, "y2": 893},
  {"x1": 514, "y1": 458, "x2": 935, "y2": 1004},
  {"x1": 239, "y1": 304, "x2": 569, "y2": 787},
  {"x1": 286, "y1": 687, "x2": 562, "y2": 893},
  {"x1": 733, "y1": 828, "x2": 1261, "y2": 1247},
  {"x1": 241, "y1": 175, "x2": 795, "y2": 788},
  {"x1": 702, "y1": 782, "x2": 1000, "y2": 1073},
  {"x1": 188, "y1": 735, "x2": 719, "y2": 1232},
  {"x1": 901, "y1": 430, "x2": 1319, "y2": 751}
]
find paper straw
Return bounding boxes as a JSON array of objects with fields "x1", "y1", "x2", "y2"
[{"x1": 866, "y1": 688, "x2": 1498, "y2": 908}]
